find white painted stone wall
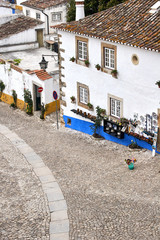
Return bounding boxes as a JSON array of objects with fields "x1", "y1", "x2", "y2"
[
  {"x1": 59, "y1": 31, "x2": 160, "y2": 121},
  {"x1": 0, "y1": 63, "x2": 59, "y2": 106},
  {"x1": 0, "y1": 7, "x2": 13, "y2": 16},
  {"x1": 22, "y1": 4, "x2": 67, "y2": 34}
]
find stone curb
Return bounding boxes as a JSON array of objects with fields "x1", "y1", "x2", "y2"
[{"x1": 0, "y1": 124, "x2": 69, "y2": 240}]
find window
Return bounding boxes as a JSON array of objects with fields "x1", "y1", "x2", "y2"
[
  {"x1": 52, "y1": 12, "x2": 61, "y2": 21},
  {"x1": 108, "y1": 94, "x2": 123, "y2": 119},
  {"x1": 104, "y1": 48, "x2": 115, "y2": 69},
  {"x1": 101, "y1": 43, "x2": 117, "y2": 73},
  {"x1": 76, "y1": 37, "x2": 88, "y2": 65},
  {"x1": 79, "y1": 86, "x2": 88, "y2": 104},
  {"x1": 36, "y1": 13, "x2": 41, "y2": 19},
  {"x1": 110, "y1": 98, "x2": 120, "y2": 118},
  {"x1": 78, "y1": 41, "x2": 87, "y2": 60},
  {"x1": 26, "y1": 10, "x2": 30, "y2": 16},
  {"x1": 77, "y1": 82, "x2": 89, "y2": 109}
]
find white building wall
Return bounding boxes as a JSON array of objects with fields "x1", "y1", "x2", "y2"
[
  {"x1": 60, "y1": 31, "x2": 160, "y2": 121},
  {"x1": 0, "y1": 28, "x2": 37, "y2": 46},
  {"x1": 0, "y1": 63, "x2": 56, "y2": 106},
  {"x1": 23, "y1": 4, "x2": 67, "y2": 34},
  {"x1": 0, "y1": 7, "x2": 13, "y2": 16}
]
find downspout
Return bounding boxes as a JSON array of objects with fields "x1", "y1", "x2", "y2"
[{"x1": 41, "y1": 10, "x2": 49, "y2": 35}]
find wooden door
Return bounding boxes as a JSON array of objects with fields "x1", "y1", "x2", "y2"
[{"x1": 37, "y1": 29, "x2": 43, "y2": 47}]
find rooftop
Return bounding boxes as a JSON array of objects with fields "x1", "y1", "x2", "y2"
[
  {"x1": 0, "y1": 47, "x2": 59, "y2": 75},
  {"x1": 0, "y1": 15, "x2": 43, "y2": 40},
  {"x1": 21, "y1": 0, "x2": 68, "y2": 10},
  {"x1": 27, "y1": 70, "x2": 52, "y2": 80},
  {"x1": 53, "y1": 0, "x2": 160, "y2": 52}
]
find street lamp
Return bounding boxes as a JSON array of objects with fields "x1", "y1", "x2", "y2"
[
  {"x1": 39, "y1": 56, "x2": 48, "y2": 70},
  {"x1": 39, "y1": 54, "x2": 58, "y2": 70}
]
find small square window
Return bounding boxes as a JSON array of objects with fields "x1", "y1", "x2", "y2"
[
  {"x1": 36, "y1": 13, "x2": 41, "y2": 19},
  {"x1": 108, "y1": 94, "x2": 123, "y2": 119},
  {"x1": 52, "y1": 12, "x2": 61, "y2": 21},
  {"x1": 77, "y1": 82, "x2": 90, "y2": 109},
  {"x1": 26, "y1": 10, "x2": 30, "y2": 16},
  {"x1": 78, "y1": 41, "x2": 87, "y2": 60}
]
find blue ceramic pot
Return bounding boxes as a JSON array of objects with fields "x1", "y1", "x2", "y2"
[{"x1": 128, "y1": 162, "x2": 134, "y2": 170}]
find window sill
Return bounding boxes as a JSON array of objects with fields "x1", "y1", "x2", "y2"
[
  {"x1": 78, "y1": 102, "x2": 90, "y2": 110},
  {"x1": 76, "y1": 59, "x2": 89, "y2": 67}
]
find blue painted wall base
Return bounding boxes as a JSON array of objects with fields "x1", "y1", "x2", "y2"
[{"x1": 63, "y1": 115, "x2": 160, "y2": 154}]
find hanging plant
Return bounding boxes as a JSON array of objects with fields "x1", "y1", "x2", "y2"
[{"x1": 24, "y1": 89, "x2": 33, "y2": 115}]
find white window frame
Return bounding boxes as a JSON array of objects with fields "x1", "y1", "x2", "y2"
[
  {"x1": 104, "y1": 47, "x2": 115, "y2": 69},
  {"x1": 79, "y1": 86, "x2": 88, "y2": 104},
  {"x1": 78, "y1": 40, "x2": 87, "y2": 61},
  {"x1": 26, "y1": 10, "x2": 30, "y2": 16},
  {"x1": 36, "y1": 13, "x2": 41, "y2": 19},
  {"x1": 52, "y1": 12, "x2": 62, "y2": 21},
  {"x1": 110, "y1": 98, "x2": 121, "y2": 118}
]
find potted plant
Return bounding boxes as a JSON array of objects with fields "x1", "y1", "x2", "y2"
[
  {"x1": 85, "y1": 59, "x2": 90, "y2": 67},
  {"x1": 125, "y1": 157, "x2": 137, "y2": 170},
  {"x1": 70, "y1": 57, "x2": 75, "y2": 62},
  {"x1": 95, "y1": 64, "x2": 101, "y2": 70},
  {"x1": 70, "y1": 96, "x2": 76, "y2": 103},
  {"x1": 87, "y1": 102, "x2": 93, "y2": 110},
  {"x1": 155, "y1": 80, "x2": 160, "y2": 88},
  {"x1": 111, "y1": 69, "x2": 118, "y2": 78}
]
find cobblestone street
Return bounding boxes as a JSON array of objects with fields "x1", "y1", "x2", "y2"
[{"x1": 0, "y1": 102, "x2": 160, "y2": 240}]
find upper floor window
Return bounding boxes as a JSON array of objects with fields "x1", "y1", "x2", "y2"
[
  {"x1": 104, "y1": 48, "x2": 115, "y2": 69},
  {"x1": 52, "y1": 12, "x2": 61, "y2": 21},
  {"x1": 36, "y1": 13, "x2": 41, "y2": 19},
  {"x1": 78, "y1": 41, "x2": 87, "y2": 60},
  {"x1": 26, "y1": 10, "x2": 30, "y2": 16},
  {"x1": 75, "y1": 37, "x2": 88, "y2": 65},
  {"x1": 101, "y1": 43, "x2": 117, "y2": 73}
]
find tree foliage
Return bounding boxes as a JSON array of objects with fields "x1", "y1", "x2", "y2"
[{"x1": 67, "y1": 0, "x2": 126, "y2": 22}]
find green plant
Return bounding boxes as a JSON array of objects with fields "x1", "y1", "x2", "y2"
[
  {"x1": 85, "y1": 59, "x2": 90, "y2": 66},
  {"x1": 10, "y1": 89, "x2": 17, "y2": 108},
  {"x1": 95, "y1": 64, "x2": 101, "y2": 70},
  {"x1": 128, "y1": 139, "x2": 142, "y2": 149},
  {"x1": 100, "y1": 108, "x2": 106, "y2": 115},
  {"x1": 70, "y1": 57, "x2": 75, "y2": 62},
  {"x1": 155, "y1": 81, "x2": 160, "y2": 87},
  {"x1": 87, "y1": 103, "x2": 93, "y2": 109},
  {"x1": 40, "y1": 103, "x2": 47, "y2": 119},
  {"x1": 90, "y1": 106, "x2": 103, "y2": 137},
  {"x1": 111, "y1": 69, "x2": 118, "y2": 77},
  {"x1": 24, "y1": 89, "x2": 33, "y2": 115},
  {"x1": 0, "y1": 80, "x2": 5, "y2": 100},
  {"x1": 70, "y1": 96, "x2": 76, "y2": 102},
  {"x1": 13, "y1": 59, "x2": 21, "y2": 65}
]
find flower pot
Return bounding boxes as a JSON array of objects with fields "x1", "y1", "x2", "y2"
[{"x1": 128, "y1": 162, "x2": 134, "y2": 170}]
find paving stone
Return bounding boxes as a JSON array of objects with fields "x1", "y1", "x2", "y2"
[
  {"x1": 46, "y1": 189, "x2": 64, "y2": 202},
  {"x1": 42, "y1": 181, "x2": 60, "y2": 190},
  {"x1": 34, "y1": 166, "x2": 52, "y2": 177},
  {"x1": 50, "y1": 232, "x2": 69, "y2": 240},
  {"x1": 39, "y1": 174, "x2": 56, "y2": 184},
  {"x1": 49, "y1": 200, "x2": 67, "y2": 212},
  {"x1": 50, "y1": 220, "x2": 69, "y2": 234},
  {"x1": 51, "y1": 210, "x2": 68, "y2": 221}
]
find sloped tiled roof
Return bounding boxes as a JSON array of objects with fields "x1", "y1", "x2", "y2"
[
  {"x1": 53, "y1": 0, "x2": 160, "y2": 52},
  {"x1": 21, "y1": 0, "x2": 68, "y2": 10},
  {"x1": 0, "y1": 16, "x2": 43, "y2": 40},
  {"x1": 28, "y1": 70, "x2": 52, "y2": 80}
]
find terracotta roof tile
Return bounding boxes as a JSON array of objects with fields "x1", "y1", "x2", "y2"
[
  {"x1": 53, "y1": 0, "x2": 160, "y2": 52},
  {"x1": 11, "y1": 64, "x2": 23, "y2": 73},
  {"x1": 28, "y1": 70, "x2": 52, "y2": 80},
  {"x1": 21, "y1": 0, "x2": 68, "y2": 10},
  {"x1": 0, "y1": 16, "x2": 43, "y2": 40}
]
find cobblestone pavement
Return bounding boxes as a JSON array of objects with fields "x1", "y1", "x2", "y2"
[
  {"x1": 0, "y1": 102, "x2": 160, "y2": 240},
  {"x1": 0, "y1": 133, "x2": 50, "y2": 240}
]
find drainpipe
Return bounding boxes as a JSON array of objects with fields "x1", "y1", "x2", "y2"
[{"x1": 41, "y1": 10, "x2": 49, "y2": 35}]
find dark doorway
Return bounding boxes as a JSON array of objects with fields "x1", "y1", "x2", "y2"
[{"x1": 34, "y1": 85, "x2": 41, "y2": 111}]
